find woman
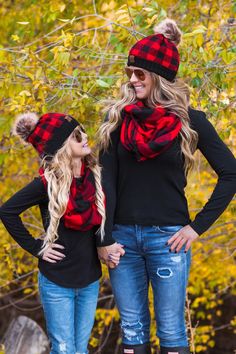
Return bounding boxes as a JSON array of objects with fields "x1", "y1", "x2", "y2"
[
  {"x1": 97, "y1": 19, "x2": 236, "y2": 354},
  {"x1": 0, "y1": 112, "x2": 112, "y2": 354}
]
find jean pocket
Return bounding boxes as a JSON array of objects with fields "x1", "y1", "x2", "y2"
[{"x1": 153, "y1": 225, "x2": 183, "y2": 234}]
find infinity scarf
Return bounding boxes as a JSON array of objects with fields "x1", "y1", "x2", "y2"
[
  {"x1": 39, "y1": 164, "x2": 102, "y2": 231},
  {"x1": 120, "y1": 101, "x2": 182, "y2": 161}
]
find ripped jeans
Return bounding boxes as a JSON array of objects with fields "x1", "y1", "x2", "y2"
[
  {"x1": 109, "y1": 224, "x2": 191, "y2": 347},
  {"x1": 38, "y1": 272, "x2": 99, "y2": 354}
]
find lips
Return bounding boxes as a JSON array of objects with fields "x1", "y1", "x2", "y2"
[{"x1": 133, "y1": 85, "x2": 144, "y2": 91}]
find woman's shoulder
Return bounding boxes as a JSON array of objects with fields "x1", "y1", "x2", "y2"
[{"x1": 188, "y1": 107, "x2": 211, "y2": 133}]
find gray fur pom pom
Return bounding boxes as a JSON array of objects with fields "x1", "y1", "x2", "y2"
[
  {"x1": 12, "y1": 113, "x2": 39, "y2": 142},
  {"x1": 154, "y1": 18, "x2": 182, "y2": 46}
]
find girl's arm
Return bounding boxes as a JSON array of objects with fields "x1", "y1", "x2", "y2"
[{"x1": 0, "y1": 177, "x2": 47, "y2": 257}]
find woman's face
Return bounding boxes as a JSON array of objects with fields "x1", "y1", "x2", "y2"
[
  {"x1": 125, "y1": 66, "x2": 153, "y2": 100},
  {"x1": 68, "y1": 127, "x2": 91, "y2": 158}
]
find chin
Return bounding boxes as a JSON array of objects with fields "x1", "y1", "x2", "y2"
[{"x1": 136, "y1": 93, "x2": 148, "y2": 100}]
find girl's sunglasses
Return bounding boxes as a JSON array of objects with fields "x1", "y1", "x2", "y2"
[
  {"x1": 125, "y1": 67, "x2": 146, "y2": 81},
  {"x1": 72, "y1": 124, "x2": 85, "y2": 143}
]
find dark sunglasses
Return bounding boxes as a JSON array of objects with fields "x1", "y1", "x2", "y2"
[
  {"x1": 125, "y1": 67, "x2": 146, "y2": 81},
  {"x1": 72, "y1": 124, "x2": 86, "y2": 143}
]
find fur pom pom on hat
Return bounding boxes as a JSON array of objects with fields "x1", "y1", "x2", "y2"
[
  {"x1": 13, "y1": 112, "x2": 39, "y2": 142},
  {"x1": 127, "y1": 18, "x2": 182, "y2": 81},
  {"x1": 13, "y1": 112, "x2": 79, "y2": 158},
  {"x1": 153, "y1": 18, "x2": 182, "y2": 46}
]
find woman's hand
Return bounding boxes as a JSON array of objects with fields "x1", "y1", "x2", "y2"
[
  {"x1": 167, "y1": 225, "x2": 199, "y2": 253},
  {"x1": 97, "y1": 243, "x2": 125, "y2": 268},
  {"x1": 42, "y1": 244, "x2": 66, "y2": 263}
]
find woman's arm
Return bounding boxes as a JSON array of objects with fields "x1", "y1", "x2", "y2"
[
  {"x1": 168, "y1": 108, "x2": 236, "y2": 253},
  {"x1": 97, "y1": 126, "x2": 121, "y2": 247},
  {"x1": 0, "y1": 177, "x2": 47, "y2": 257},
  {"x1": 189, "y1": 108, "x2": 236, "y2": 235}
]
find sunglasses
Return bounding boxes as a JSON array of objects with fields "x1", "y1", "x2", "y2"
[
  {"x1": 125, "y1": 67, "x2": 146, "y2": 81},
  {"x1": 72, "y1": 124, "x2": 86, "y2": 143}
]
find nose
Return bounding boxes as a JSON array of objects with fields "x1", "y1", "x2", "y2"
[
  {"x1": 81, "y1": 131, "x2": 87, "y2": 139},
  {"x1": 130, "y1": 72, "x2": 139, "y2": 83}
]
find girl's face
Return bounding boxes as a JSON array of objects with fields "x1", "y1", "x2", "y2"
[
  {"x1": 125, "y1": 66, "x2": 153, "y2": 100},
  {"x1": 68, "y1": 127, "x2": 91, "y2": 158}
]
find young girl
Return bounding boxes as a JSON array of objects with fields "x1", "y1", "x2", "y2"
[
  {"x1": 0, "y1": 112, "x2": 107, "y2": 354},
  {"x1": 97, "y1": 19, "x2": 236, "y2": 354}
]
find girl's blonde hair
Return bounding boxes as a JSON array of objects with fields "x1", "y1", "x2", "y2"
[
  {"x1": 38, "y1": 132, "x2": 105, "y2": 256},
  {"x1": 98, "y1": 74, "x2": 198, "y2": 174}
]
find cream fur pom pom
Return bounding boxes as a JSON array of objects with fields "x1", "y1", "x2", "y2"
[
  {"x1": 12, "y1": 113, "x2": 39, "y2": 142},
  {"x1": 154, "y1": 18, "x2": 182, "y2": 46}
]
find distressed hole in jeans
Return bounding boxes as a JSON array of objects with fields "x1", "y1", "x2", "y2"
[
  {"x1": 171, "y1": 255, "x2": 181, "y2": 263},
  {"x1": 121, "y1": 320, "x2": 144, "y2": 343},
  {"x1": 157, "y1": 268, "x2": 173, "y2": 278},
  {"x1": 59, "y1": 342, "x2": 67, "y2": 352}
]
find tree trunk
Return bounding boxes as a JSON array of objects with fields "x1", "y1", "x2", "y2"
[{"x1": 2, "y1": 316, "x2": 49, "y2": 354}]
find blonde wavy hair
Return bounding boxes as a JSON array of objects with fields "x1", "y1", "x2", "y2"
[
  {"x1": 98, "y1": 76, "x2": 198, "y2": 174},
  {"x1": 38, "y1": 130, "x2": 105, "y2": 256}
]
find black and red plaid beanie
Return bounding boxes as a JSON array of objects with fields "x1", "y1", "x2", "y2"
[
  {"x1": 13, "y1": 112, "x2": 79, "y2": 158},
  {"x1": 127, "y1": 19, "x2": 181, "y2": 81}
]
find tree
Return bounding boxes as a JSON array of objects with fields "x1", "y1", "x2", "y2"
[{"x1": 0, "y1": 1, "x2": 235, "y2": 353}]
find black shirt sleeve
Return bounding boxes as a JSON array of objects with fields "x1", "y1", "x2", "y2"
[
  {"x1": 0, "y1": 177, "x2": 48, "y2": 257},
  {"x1": 189, "y1": 108, "x2": 236, "y2": 235},
  {"x1": 97, "y1": 127, "x2": 120, "y2": 247}
]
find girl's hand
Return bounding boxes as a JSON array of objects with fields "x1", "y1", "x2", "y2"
[
  {"x1": 167, "y1": 225, "x2": 199, "y2": 253},
  {"x1": 107, "y1": 252, "x2": 121, "y2": 267},
  {"x1": 42, "y1": 244, "x2": 66, "y2": 263},
  {"x1": 97, "y1": 243, "x2": 125, "y2": 268}
]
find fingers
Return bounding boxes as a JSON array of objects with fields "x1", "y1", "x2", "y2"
[
  {"x1": 108, "y1": 252, "x2": 120, "y2": 264},
  {"x1": 42, "y1": 243, "x2": 66, "y2": 263},
  {"x1": 167, "y1": 225, "x2": 198, "y2": 253},
  {"x1": 52, "y1": 244, "x2": 65, "y2": 250},
  {"x1": 42, "y1": 256, "x2": 57, "y2": 263},
  {"x1": 116, "y1": 243, "x2": 125, "y2": 256},
  {"x1": 185, "y1": 239, "x2": 192, "y2": 253},
  {"x1": 108, "y1": 261, "x2": 117, "y2": 269}
]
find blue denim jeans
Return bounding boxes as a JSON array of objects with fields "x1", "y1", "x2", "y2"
[
  {"x1": 109, "y1": 224, "x2": 191, "y2": 348},
  {"x1": 38, "y1": 272, "x2": 99, "y2": 354}
]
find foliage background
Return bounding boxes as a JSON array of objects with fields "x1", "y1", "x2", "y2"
[{"x1": 0, "y1": 0, "x2": 235, "y2": 353}]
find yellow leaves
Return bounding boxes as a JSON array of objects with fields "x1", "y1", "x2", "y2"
[
  {"x1": 221, "y1": 49, "x2": 235, "y2": 65},
  {"x1": 143, "y1": 7, "x2": 154, "y2": 12},
  {"x1": 101, "y1": 1, "x2": 116, "y2": 12},
  {"x1": 60, "y1": 30, "x2": 75, "y2": 48},
  {"x1": 19, "y1": 90, "x2": 31, "y2": 97},
  {"x1": 115, "y1": 7, "x2": 130, "y2": 24},
  {"x1": 183, "y1": 25, "x2": 207, "y2": 38},
  {"x1": 58, "y1": 17, "x2": 76, "y2": 24},
  {"x1": 50, "y1": 2, "x2": 66, "y2": 13},
  {"x1": 146, "y1": 14, "x2": 159, "y2": 28},
  {"x1": 17, "y1": 21, "x2": 29, "y2": 25},
  {"x1": 195, "y1": 33, "x2": 204, "y2": 47},
  {"x1": 11, "y1": 34, "x2": 20, "y2": 42}
]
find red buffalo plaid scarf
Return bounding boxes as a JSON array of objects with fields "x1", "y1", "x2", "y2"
[
  {"x1": 39, "y1": 163, "x2": 102, "y2": 231},
  {"x1": 120, "y1": 101, "x2": 181, "y2": 161}
]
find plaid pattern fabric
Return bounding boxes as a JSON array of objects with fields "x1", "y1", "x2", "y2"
[
  {"x1": 127, "y1": 34, "x2": 179, "y2": 81},
  {"x1": 39, "y1": 163, "x2": 102, "y2": 231},
  {"x1": 120, "y1": 101, "x2": 181, "y2": 161},
  {"x1": 27, "y1": 113, "x2": 79, "y2": 157}
]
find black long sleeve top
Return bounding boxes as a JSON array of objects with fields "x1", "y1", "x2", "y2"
[
  {"x1": 0, "y1": 177, "x2": 101, "y2": 288},
  {"x1": 97, "y1": 108, "x2": 236, "y2": 246}
]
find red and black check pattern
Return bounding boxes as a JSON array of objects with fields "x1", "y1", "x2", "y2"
[
  {"x1": 120, "y1": 101, "x2": 181, "y2": 161},
  {"x1": 40, "y1": 163, "x2": 102, "y2": 231},
  {"x1": 27, "y1": 113, "x2": 79, "y2": 157},
  {"x1": 127, "y1": 34, "x2": 179, "y2": 81}
]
